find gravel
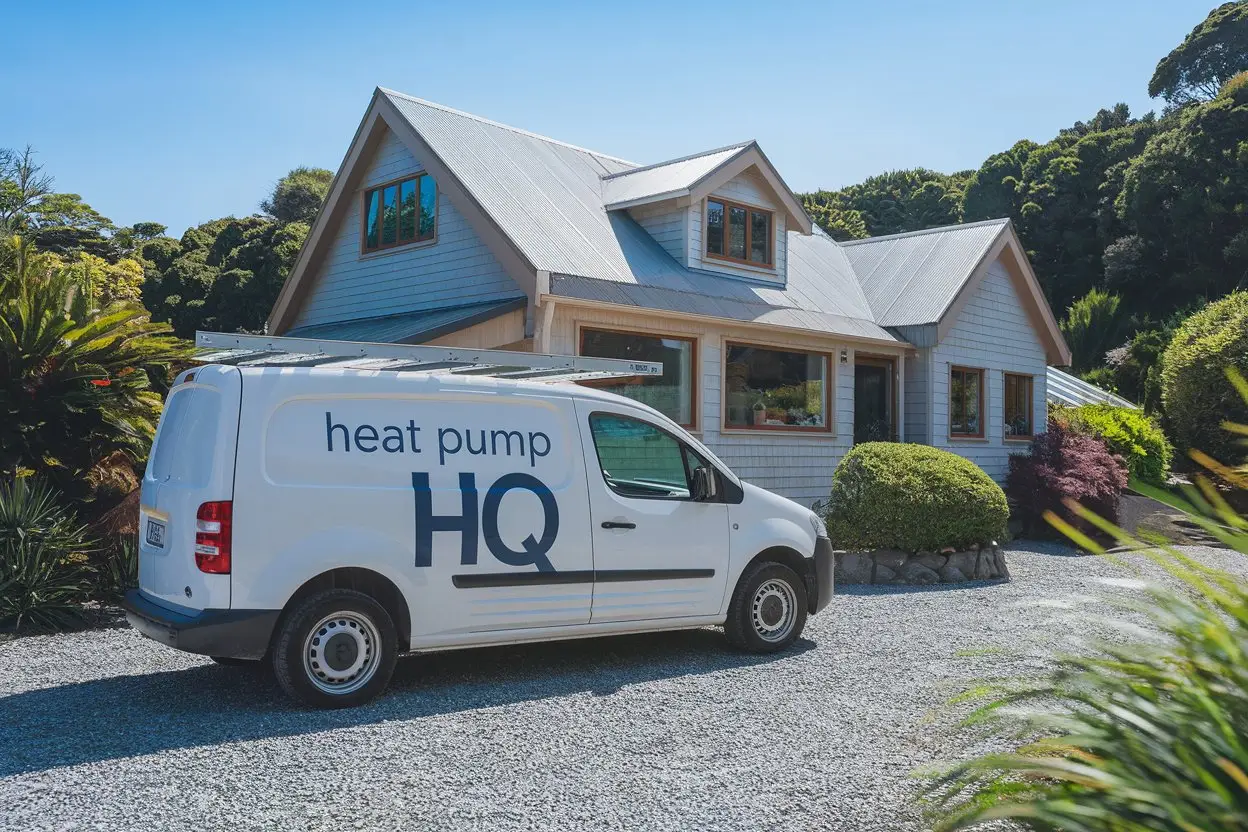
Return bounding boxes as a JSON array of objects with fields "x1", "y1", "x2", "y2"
[{"x1": 1, "y1": 543, "x2": 1242, "y2": 832}]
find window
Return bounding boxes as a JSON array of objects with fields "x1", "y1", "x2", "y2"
[
  {"x1": 724, "y1": 343, "x2": 828, "y2": 430},
  {"x1": 362, "y1": 173, "x2": 437, "y2": 252},
  {"x1": 588, "y1": 413, "x2": 709, "y2": 500},
  {"x1": 1004, "y1": 373, "x2": 1034, "y2": 439},
  {"x1": 950, "y1": 366, "x2": 984, "y2": 437},
  {"x1": 578, "y1": 329, "x2": 696, "y2": 427},
  {"x1": 706, "y1": 198, "x2": 772, "y2": 266}
]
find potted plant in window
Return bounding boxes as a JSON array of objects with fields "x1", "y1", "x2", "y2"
[{"x1": 752, "y1": 400, "x2": 766, "y2": 426}]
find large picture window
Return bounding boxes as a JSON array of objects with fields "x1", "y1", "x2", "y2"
[
  {"x1": 362, "y1": 173, "x2": 437, "y2": 252},
  {"x1": 950, "y1": 366, "x2": 984, "y2": 438},
  {"x1": 724, "y1": 343, "x2": 828, "y2": 430},
  {"x1": 706, "y1": 198, "x2": 772, "y2": 266},
  {"x1": 578, "y1": 328, "x2": 696, "y2": 427},
  {"x1": 1004, "y1": 373, "x2": 1034, "y2": 439}
]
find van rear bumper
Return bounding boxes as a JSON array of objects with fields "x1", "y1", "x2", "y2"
[
  {"x1": 808, "y1": 538, "x2": 835, "y2": 615},
  {"x1": 123, "y1": 589, "x2": 280, "y2": 660}
]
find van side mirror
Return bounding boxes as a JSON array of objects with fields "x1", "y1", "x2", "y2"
[{"x1": 691, "y1": 466, "x2": 718, "y2": 502}]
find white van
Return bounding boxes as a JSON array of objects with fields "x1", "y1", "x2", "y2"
[{"x1": 124, "y1": 335, "x2": 833, "y2": 708}]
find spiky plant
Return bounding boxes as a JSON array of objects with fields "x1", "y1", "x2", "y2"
[
  {"x1": 925, "y1": 370, "x2": 1248, "y2": 831},
  {"x1": 0, "y1": 238, "x2": 191, "y2": 497}
]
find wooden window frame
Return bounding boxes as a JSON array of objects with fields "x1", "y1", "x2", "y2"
[
  {"x1": 575, "y1": 326, "x2": 698, "y2": 430},
  {"x1": 949, "y1": 365, "x2": 986, "y2": 439},
  {"x1": 705, "y1": 197, "x2": 774, "y2": 268},
  {"x1": 1003, "y1": 372, "x2": 1035, "y2": 441},
  {"x1": 723, "y1": 340, "x2": 832, "y2": 433},
  {"x1": 360, "y1": 172, "x2": 437, "y2": 254}
]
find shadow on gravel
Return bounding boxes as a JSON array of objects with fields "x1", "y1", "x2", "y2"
[
  {"x1": 834, "y1": 580, "x2": 1009, "y2": 596},
  {"x1": 0, "y1": 629, "x2": 814, "y2": 777}
]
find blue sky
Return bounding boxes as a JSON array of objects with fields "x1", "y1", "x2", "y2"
[{"x1": 2, "y1": 0, "x2": 1212, "y2": 236}]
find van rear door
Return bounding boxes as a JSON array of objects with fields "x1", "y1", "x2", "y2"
[{"x1": 138, "y1": 365, "x2": 241, "y2": 612}]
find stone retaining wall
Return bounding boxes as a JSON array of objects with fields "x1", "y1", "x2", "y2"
[{"x1": 834, "y1": 545, "x2": 1009, "y2": 585}]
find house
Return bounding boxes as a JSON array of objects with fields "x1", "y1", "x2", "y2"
[{"x1": 266, "y1": 88, "x2": 1072, "y2": 507}]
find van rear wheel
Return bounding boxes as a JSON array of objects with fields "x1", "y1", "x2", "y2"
[
  {"x1": 725, "y1": 561, "x2": 808, "y2": 653},
  {"x1": 272, "y1": 589, "x2": 397, "y2": 709}
]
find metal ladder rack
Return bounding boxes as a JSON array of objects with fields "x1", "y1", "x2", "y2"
[{"x1": 194, "y1": 331, "x2": 663, "y2": 384}]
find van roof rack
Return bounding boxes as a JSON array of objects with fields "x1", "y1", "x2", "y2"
[{"x1": 194, "y1": 331, "x2": 662, "y2": 383}]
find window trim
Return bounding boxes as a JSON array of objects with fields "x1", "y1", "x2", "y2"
[
  {"x1": 949, "y1": 365, "x2": 986, "y2": 439},
  {"x1": 704, "y1": 197, "x2": 774, "y2": 268},
  {"x1": 360, "y1": 172, "x2": 438, "y2": 254},
  {"x1": 587, "y1": 410, "x2": 720, "y2": 502},
  {"x1": 576, "y1": 326, "x2": 699, "y2": 430},
  {"x1": 722, "y1": 340, "x2": 833, "y2": 433},
  {"x1": 1003, "y1": 372, "x2": 1035, "y2": 441}
]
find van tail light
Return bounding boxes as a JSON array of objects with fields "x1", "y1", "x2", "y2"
[{"x1": 195, "y1": 501, "x2": 232, "y2": 574}]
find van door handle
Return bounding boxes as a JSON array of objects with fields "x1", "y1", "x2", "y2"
[{"x1": 601, "y1": 521, "x2": 636, "y2": 530}]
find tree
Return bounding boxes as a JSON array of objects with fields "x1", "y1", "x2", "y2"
[
  {"x1": 1060, "y1": 288, "x2": 1124, "y2": 373},
  {"x1": 801, "y1": 168, "x2": 965, "y2": 240},
  {"x1": 1149, "y1": 1, "x2": 1248, "y2": 107},
  {"x1": 261, "y1": 166, "x2": 333, "y2": 225},
  {"x1": 0, "y1": 146, "x2": 53, "y2": 234}
]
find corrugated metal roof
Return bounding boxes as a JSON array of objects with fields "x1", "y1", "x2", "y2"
[
  {"x1": 284, "y1": 298, "x2": 525, "y2": 343},
  {"x1": 842, "y1": 219, "x2": 1008, "y2": 326},
  {"x1": 600, "y1": 143, "x2": 751, "y2": 208},
  {"x1": 1046, "y1": 366, "x2": 1138, "y2": 408}
]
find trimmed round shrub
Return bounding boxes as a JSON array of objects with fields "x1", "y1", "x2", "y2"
[
  {"x1": 1161, "y1": 292, "x2": 1248, "y2": 462},
  {"x1": 1006, "y1": 419, "x2": 1128, "y2": 538},
  {"x1": 1054, "y1": 403, "x2": 1173, "y2": 485},
  {"x1": 825, "y1": 442, "x2": 1009, "y2": 552}
]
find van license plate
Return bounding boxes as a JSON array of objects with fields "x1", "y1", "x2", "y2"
[{"x1": 145, "y1": 519, "x2": 166, "y2": 548}]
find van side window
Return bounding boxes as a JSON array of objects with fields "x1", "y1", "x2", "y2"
[{"x1": 588, "y1": 413, "x2": 708, "y2": 500}]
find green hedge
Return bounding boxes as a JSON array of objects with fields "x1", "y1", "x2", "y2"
[
  {"x1": 825, "y1": 442, "x2": 1009, "y2": 552},
  {"x1": 1054, "y1": 403, "x2": 1173, "y2": 485},
  {"x1": 1161, "y1": 292, "x2": 1248, "y2": 462}
]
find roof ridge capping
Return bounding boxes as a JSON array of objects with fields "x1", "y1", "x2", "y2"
[
  {"x1": 377, "y1": 87, "x2": 638, "y2": 166},
  {"x1": 600, "y1": 141, "x2": 755, "y2": 181},
  {"x1": 839, "y1": 217, "x2": 1010, "y2": 246}
]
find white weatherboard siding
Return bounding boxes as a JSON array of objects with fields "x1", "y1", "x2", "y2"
[
  {"x1": 628, "y1": 203, "x2": 687, "y2": 266},
  {"x1": 688, "y1": 171, "x2": 788, "y2": 284},
  {"x1": 291, "y1": 129, "x2": 525, "y2": 329},
  {"x1": 927, "y1": 258, "x2": 1048, "y2": 481},
  {"x1": 547, "y1": 304, "x2": 890, "y2": 507}
]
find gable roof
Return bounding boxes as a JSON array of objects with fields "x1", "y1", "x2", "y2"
[{"x1": 269, "y1": 89, "x2": 1068, "y2": 363}]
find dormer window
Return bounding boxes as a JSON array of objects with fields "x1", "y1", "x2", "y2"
[
  {"x1": 362, "y1": 173, "x2": 437, "y2": 253},
  {"x1": 706, "y1": 198, "x2": 772, "y2": 267}
]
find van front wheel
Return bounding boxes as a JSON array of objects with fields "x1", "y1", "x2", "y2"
[
  {"x1": 725, "y1": 562, "x2": 808, "y2": 653},
  {"x1": 272, "y1": 589, "x2": 398, "y2": 709}
]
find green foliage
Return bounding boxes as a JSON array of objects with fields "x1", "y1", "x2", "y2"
[
  {"x1": 1161, "y1": 291, "x2": 1248, "y2": 462},
  {"x1": 825, "y1": 443, "x2": 1009, "y2": 552},
  {"x1": 801, "y1": 168, "x2": 966, "y2": 240},
  {"x1": 1149, "y1": 1, "x2": 1248, "y2": 106},
  {"x1": 0, "y1": 240, "x2": 191, "y2": 497},
  {"x1": 924, "y1": 372, "x2": 1248, "y2": 831},
  {"x1": 0, "y1": 477, "x2": 95, "y2": 630},
  {"x1": 1060, "y1": 288, "x2": 1124, "y2": 373},
  {"x1": 261, "y1": 166, "x2": 333, "y2": 226},
  {"x1": 1054, "y1": 403, "x2": 1173, "y2": 485}
]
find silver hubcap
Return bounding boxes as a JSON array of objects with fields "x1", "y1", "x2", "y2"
[
  {"x1": 751, "y1": 578, "x2": 797, "y2": 643},
  {"x1": 303, "y1": 611, "x2": 381, "y2": 695}
]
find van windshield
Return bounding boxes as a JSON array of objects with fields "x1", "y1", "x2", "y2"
[{"x1": 150, "y1": 386, "x2": 221, "y2": 487}]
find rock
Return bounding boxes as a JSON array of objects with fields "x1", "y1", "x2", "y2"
[
  {"x1": 946, "y1": 550, "x2": 978, "y2": 577},
  {"x1": 993, "y1": 547, "x2": 1011, "y2": 581},
  {"x1": 836, "y1": 552, "x2": 874, "y2": 585},
  {"x1": 938, "y1": 565, "x2": 968, "y2": 583},
  {"x1": 873, "y1": 549, "x2": 909, "y2": 569},
  {"x1": 873, "y1": 563, "x2": 897, "y2": 583},
  {"x1": 899, "y1": 562, "x2": 940, "y2": 585},
  {"x1": 973, "y1": 550, "x2": 998, "y2": 580},
  {"x1": 914, "y1": 552, "x2": 946, "y2": 571},
  {"x1": 939, "y1": 546, "x2": 956, "y2": 554}
]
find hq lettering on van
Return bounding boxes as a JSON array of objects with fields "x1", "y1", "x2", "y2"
[{"x1": 125, "y1": 335, "x2": 832, "y2": 709}]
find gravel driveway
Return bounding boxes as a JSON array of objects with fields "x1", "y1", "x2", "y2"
[{"x1": 1, "y1": 543, "x2": 1241, "y2": 832}]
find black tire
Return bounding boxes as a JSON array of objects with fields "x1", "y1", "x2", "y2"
[
  {"x1": 209, "y1": 656, "x2": 258, "y2": 667},
  {"x1": 725, "y1": 561, "x2": 808, "y2": 653},
  {"x1": 272, "y1": 588, "x2": 398, "y2": 709}
]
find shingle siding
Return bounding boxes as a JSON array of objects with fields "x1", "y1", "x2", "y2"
[
  {"x1": 628, "y1": 203, "x2": 687, "y2": 266},
  {"x1": 291, "y1": 128, "x2": 525, "y2": 329},
  {"x1": 904, "y1": 352, "x2": 930, "y2": 444},
  {"x1": 924, "y1": 258, "x2": 1048, "y2": 481},
  {"x1": 688, "y1": 171, "x2": 788, "y2": 284}
]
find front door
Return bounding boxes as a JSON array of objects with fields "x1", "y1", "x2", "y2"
[
  {"x1": 854, "y1": 359, "x2": 895, "y2": 443},
  {"x1": 575, "y1": 401, "x2": 730, "y2": 623}
]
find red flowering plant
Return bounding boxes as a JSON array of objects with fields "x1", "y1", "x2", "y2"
[{"x1": 1006, "y1": 418, "x2": 1129, "y2": 539}]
